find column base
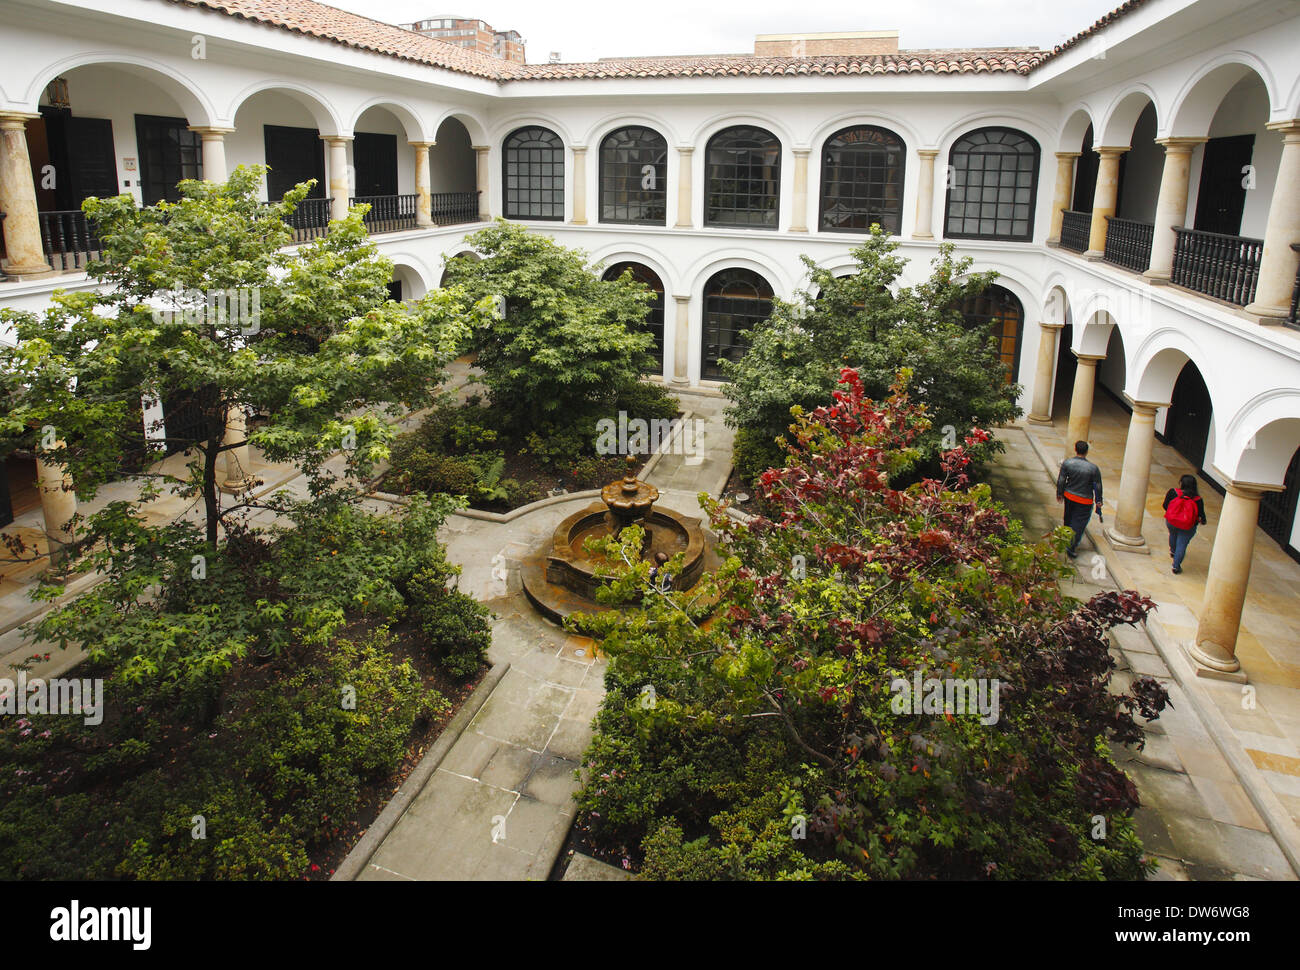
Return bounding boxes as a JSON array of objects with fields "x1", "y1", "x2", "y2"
[
  {"x1": 1142, "y1": 270, "x2": 1171, "y2": 285},
  {"x1": 1242, "y1": 300, "x2": 1292, "y2": 324},
  {"x1": 220, "y1": 476, "x2": 262, "y2": 495},
  {"x1": 3, "y1": 261, "x2": 57, "y2": 280},
  {"x1": 671, "y1": 377, "x2": 689, "y2": 386},
  {"x1": 1082, "y1": 250, "x2": 1104, "y2": 261},
  {"x1": 911, "y1": 232, "x2": 934, "y2": 240},
  {"x1": 1045, "y1": 238, "x2": 1060, "y2": 248},
  {"x1": 1186, "y1": 640, "x2": 1247, "y2": 682},
  {"x1": 674, "y1": 222, "x2": 693, "y2": 230},
  {"x1": 1025, "y1": 413, "x2": 1055, "y2": 426},
  {"x1": 788, "y1": 227, "x2": 808, "y2": 233},
  {"x1": 1103, "y1": 526, "x2": 1149, "y2": 554},
  {"x1": 416, "y1": 219, "x2": 434, "y2": 229}
]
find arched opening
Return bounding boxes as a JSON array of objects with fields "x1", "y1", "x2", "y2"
[
  {"x1": 1259, "y1": 446, "x2": 1300, "y2": 556},
  {"x1": 944, "y1": 127, "x2": 1039, "y2": 242},
  {"x1": 701, "y1": 268, "x2": 773, "y2": 381},
  {"x1": 1187, "y1": 72, "x2": 1271, "y2": 238},
  {"x1": 599, "y1": 126, "x2": 668, "y2": 225},
  {"x1": 1160, "y1": 361, "x2": 1213, "y2": 470},
  {"x1": 353, "y1": 105, "x2": 416, "y2": 231},
  {"x1": 388, "y1": 264, "x2": 428, "y2": 302},
  {"x1": 957, "y1": 283, "x2": 1024, "y2": 385},
  {"x1": 704, "y1": 126, "x2": 781, "y2": 229},
  {"x1": 602, "y1": 262, "x2": 665, "y2": 371},
  {"x1": 431, "y1": 117, "x2": 479, "y2": 224},
  {"x1": 818, "y1": 125, "x2": 905, "y2": 234},
  {"x1": 439, "y1": 251, "x2": 479, "y2": 287},
  {"x1": 502, "y1": 126, "x2": 564, "y2": 221}
]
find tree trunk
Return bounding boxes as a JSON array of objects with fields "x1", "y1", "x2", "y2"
[{"x1": 202, "y1": 436, "x2": 220, "y2": 548}]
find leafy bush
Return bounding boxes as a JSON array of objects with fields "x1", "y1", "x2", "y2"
[
  {"x1": 407, "y1": 568, "x2": 492, "y2": 679},
  {"x1": 572, "y1": 368, "x2": 1168, "y2": 881},
  {"x1": 732, "y1": 426, "x2": 786, "y2": 487}
]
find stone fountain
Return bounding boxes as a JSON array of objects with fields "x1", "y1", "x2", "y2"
[{"x1": 521, "y1": 455, "x2": 711, "y2": 622}]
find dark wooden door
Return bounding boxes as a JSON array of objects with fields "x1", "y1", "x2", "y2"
[
  {"x1": 135, "y1": 115, "x2": 202, "y2": 205},
  {"x1": 1165, "y1": 364, "x2": 1212, "y2": 470},
  {"x1": 263, "y1": 125, "x2": 325, "y2": 201},
  {"x1": 65, "y1": 117, "x2": 119, "y2": 204},
  {"x1": 1259, "y1": 447, "x2": 1300, "y2": 550},
  {"x1": 354, "y1": 132, "x2": 398, "y2": 197},
  {"x1": 1193, "y1": 135, "x2": 1254, "y2": 236}
]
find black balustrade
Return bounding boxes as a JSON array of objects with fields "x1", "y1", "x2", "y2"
[
  {"x1": 1170, "y1": 227, "x2": 1263, "y2": 307},
  {"x1": 38, "y1": 210, "x2": 102, "y2": 271},
  {"x1": 1102, "y1": 216, "x2": 1154, "y2": 273},
  {"x1": 1058, "y1": 210, "x2": 1091, "y2": 253}
]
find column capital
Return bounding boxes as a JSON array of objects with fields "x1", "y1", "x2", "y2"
[
  {"x1": 408, "y1": 140, "x2": 435, "y2": 149},
  {"x1": 1038, "y1": 320, "x2": 1065, "y2": 331},
  {"x1": 1094, "y1": 145, "x2": 1130, "y2": 156},
  {"x1": 319, "y1": 134, "x2": 353, "y2": 144},
  {"x1": 1218, "y1": 477, "x2": 1286, "y2": 498},
  {"x1": 675, "y1": 145, "x2": 695, "y2": 155},
  {"x1": 791, "y1": 146, "x2": 811, "y2": 156},
  {"x1": 1054, "y1": 151, "x2": 1082, "y2": 160},
  {"x1": 1264, "y1": 118, "x2": 1300, "y2": 135},
  {"x1": 1124, "y1": 395, "x2": 1170, "y2": 415},
  {"x1": 471, "y1": 144, "x2": 492, "y2": 153},
  {"x1": 1154, "y1": 136, "x2": 1207, "y2": 150},
  {"x1": 916, "y1": 148, "x2": 941, "y2": 158},
  {"x1": 672, "y1": 294, "x2": 690, "y2": 305},
  {"x1": 571, "y1": 144, "x2": 588, "y2": 153},
  {"x1": 0, "y1": 111, "x2": 40, "y2": 130},
  {"x1": 1071, "y1": 352, "x2": 1106, "y2": 363},
  {"x1": 188, "y1": 125, "x2": 236, "y2": 137}
]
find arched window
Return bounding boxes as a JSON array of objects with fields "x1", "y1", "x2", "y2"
[
  {"x1": 603, "y1": 261, "x2": 665, "y2": 371},
  {"x1": 503, "y1": 126, "x2": 564, "y2": 220},
  {"x1": 945, "y1": 127, "x2": 1040, "y2": 241},
  {"x1": 599, "y1": 127, "x2": 667, "y2": 225},
  {"x1": 702, "y1": 268, "x2": 773, "y2": 380},
  {"x1": 958, "y1": 284, "x2": 1023, "y2": 384},
  {"x1": 819, "y1": 126, "x2": 906, "y2": 233},
  {"x1": 705, "y1": 126, "x2": 781, "y2": 229}
]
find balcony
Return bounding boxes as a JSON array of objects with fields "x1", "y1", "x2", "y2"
[
  {"x1": 1102, "y1": 216, "x2": 1153, "y2": 274},
  {"x1": 39, "y1": 210, "x2": 102, "y2": 272},
  {"x1": 1171, "y1": 227, "x2": 1263, "y2": 307},
  {"x1": 1059, "y1": 210, "x2": 1090, "y2": 254}
]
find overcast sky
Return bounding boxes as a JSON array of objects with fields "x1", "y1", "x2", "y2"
[{"x1": 332, "y1": 0, "x2": 1127, "y2": 63}]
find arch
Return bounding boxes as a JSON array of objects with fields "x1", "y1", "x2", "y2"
[
  {"x1": 228, "y1": 80, "x2": 344, "y2": 135},
  {"x1": 588, "y1": 243, "x2": 679, "y2": 296},
  {"x1": 690, "y1": 112, "x2": 795, "y2": 154},
  {"x1": 1042, "y1": 282, "x2": 1072, "y2": 327},
  {"x1": 818, "y1": 124, "x2": 906, "y2": 234},
  {"x1": 433, "y1": 109, "x2": 489, "y2": 146},
  {"x1": 1222, "y1": 392, "x2": 1300, "y2": 487},
  {"x1": 438, "y1": 249, "x2": 480, "y2": 287},
  {"x1": 387, "y1": 257, "x2": 431, "y2": 302},
  {"x1": 1168, "y1": 54, "x2": 1279, "y2": 138},
  {"x1": 700, "y1": 267, "x2": 774, "y2": 382},
  {"x1": 807, "y1": 112, "x2": 922, "y2": 164},
  {"x1": 1130, "y1": 328, "x2": 1216, "y2": 405},
  {"x1": 584, "y1": 112, "x2": 678, "y2": 152},
  {"x1": 350, "y1": 97, "x2": 428, "y2": 143},
  {"x1": 704, "y1": 125, "x2": 782, "y2": 230},
  {"x1": 1056, "y1": 105, "x2": 1098, "y2": 153},
  {"x1": 1072, "y1": 309, "x2": 1116, "y2": 358},
  {"x1": 943, "y1": 126, "x2": 1040, "y2": 242},
  {"x1": 685, "y1": 249, "x2": 793, "y2": 302},
  {"x1": 598, "y1": 125, "x2": 669, "y2": 226},
  {"x1": 1099, "y1": 86, "x2": 1161, "y2": 147},
  {"x1": 489, "y1": 113, "x2": 574, "y2": 147},
  {"x1": 958, "y1": 283, "x2": 1025, "y2": 385},
  {"x1": 934, "y1": 109, "x2": 1054, "y2": 159},
  {"x1": 27, "y1": 53, "x2": 216, "y2": 126},
  {"x1": 502, "y1": 125, "x2": 564, "y2": 221}
]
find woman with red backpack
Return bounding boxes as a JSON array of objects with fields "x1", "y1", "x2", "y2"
[{"x1": 1163, "y1": 474, "x2": 1208, "y2": 575}]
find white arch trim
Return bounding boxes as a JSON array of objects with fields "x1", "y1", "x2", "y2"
[
  {"x1": 26, "y1": 52, "x2": 217, "y2": 125},
  {"x1": 349, "y1": 97, "x2": 430, "y2": 143},
  {"x1": 1098, "y1": 85, "x2": 1162, "y2": 146},
  {"x1": 1167, "y1": 52, "x2": 1279, "y2": 138},
  {"x1": 586, "y1": 243, "x2": 680, "y2": 295},
  {"x1": 228, "y1": 79, "x2": 346, "y2": 135}
]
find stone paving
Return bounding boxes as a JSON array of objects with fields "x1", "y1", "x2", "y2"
[{"x1": 988, "y1": 422, "x2": 1298, "y2": 880}]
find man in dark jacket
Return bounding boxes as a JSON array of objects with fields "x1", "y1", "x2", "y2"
[{"x1": 1056, "y1": 440, "x2": 1103, "y2": 558}]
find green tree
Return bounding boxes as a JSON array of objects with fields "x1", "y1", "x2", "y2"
[
  {"x1": 443, "y1": 220, "x2": 656, "y2": 435},
  {"x1": 0, "y1": 165, "x2": 490, "y2": 550},
  {"x1": 723, "y1": 226, "x2": 1022, "y2": 483}
]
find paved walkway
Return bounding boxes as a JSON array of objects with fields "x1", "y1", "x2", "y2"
[
  {"x1": 348, "y1": 386, "x2": 733, "y2": 881},
  {"x1": 989, "y1": 419, "x2": 1298, "y2": 880}
]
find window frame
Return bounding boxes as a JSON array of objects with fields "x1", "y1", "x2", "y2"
[
  {"x1": 598, "y1": 126, "x2": 669, "y2": 226},
  {"x1": 704, "y1": 126, "x2": 782, "y2": 230},
  {"x1": 701, "y1": 267, "x2": 774, "y2": 380},
  {"x1": 602, "y1": 261, "x2": 666, "y2": 371},
  {"x1": 502, "y1": 125, "x2": 565, "y2": 222},
  {"x1": 943, "y1": 126, "x2": 1040, "y2": 243},
  {"x1": 818, "y1": 125, "x2": 906, "y2": 235},
  {"x1": 958, "y1": 283, "x2": 1024, "y2": 385}
]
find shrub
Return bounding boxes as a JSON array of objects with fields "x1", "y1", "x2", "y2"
[
  {"x1": 407, "y1": 567, "x2": 492, "y2": 679},
  {"x1": 614, "y1": 381, "x2": 680, "y2": 424},
  {"x1": 732, "y1": 426, "x2": 786, "y2": 488}
]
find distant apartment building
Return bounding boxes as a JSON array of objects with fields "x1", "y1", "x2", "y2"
[{"x1": 404, "y1": 15, "x2": 526, "y2": 63}]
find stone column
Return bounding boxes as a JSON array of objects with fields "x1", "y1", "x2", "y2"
[
  {"x1": 1064, "y1": 353, "x2": 1105, "y2": 456},
  {"x1": 1244, "y1": 121, "x2": 1300, "y2": 321},
  {"x1": 672, "y1": 295, "x2": 690, "y2": 384},
  {"x1": 220, "y1": 406, "x2": 256, "y2": 494},
  {"x1": 321, "y1": 135, "x2": 352, "y2": 222},
  {"x1": 189, "y1": 126, "x2": 235, "y2": 183},
  {"x1": 410, "y1": 141, "x2": 434, "y2": 227},
  {"x1": 1026, "y1": 322, "x2": 1064, "y2": 425},
  {"x1": 0, "y1": 112, "x2": 53, "y2": 278},
  {"x1": 1084, "y1": 146, "x2": 1128, "y2": 259},
  {"x1": 675, "y1": 146, "x2": 694, "y2": 229},
  {"x1": 472, "y1": 145, "x2": 492, "y2": 220},
  {"x1": 789, "y1": 148, "x2": 810, "y2": 232},
  {"x1": 1189, "y1": 482, "x2": 1279, "y2": 676},
  {"x1": 1144, "y1": 137, "x2": 1204, "y2": 283},
  {"x1": 1048, "y1": 152, "x2": 1080, "y2": 244},
  {"x1": 1104, "y1": 400, "x2": 1169, "y2": 550},
  {"x1": 571, "y1": 145, "x2": 588, "y2": 225},
  {"x1": 36, "y1": 442, "x2": 76, "y2": 567},
  {"x1": 912, "y1": 149, "x2": 939, "y2": 240}
]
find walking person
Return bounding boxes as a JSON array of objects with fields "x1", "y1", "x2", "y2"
[
  {"x1": 1163, "y1": 474, "x2": 1208, "y2": 575},
  {"x1": 1056, "y1": 440, "x2": 1104, "y2": 559}
]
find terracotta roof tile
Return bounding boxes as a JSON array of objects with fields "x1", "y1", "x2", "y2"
[{"x1": 160, "y1": 0, "x2": 1150, "y2": 82}]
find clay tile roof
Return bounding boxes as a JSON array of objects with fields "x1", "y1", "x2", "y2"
[
  {"x1": 165, "y1": 0, "x2": 525, "y2": 79},
  {"x1": 160, "y1": 0, "x2": 1151, "y2": 82}
]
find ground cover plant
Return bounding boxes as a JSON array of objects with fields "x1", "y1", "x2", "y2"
[{"x1": 570, "y1": 367, "x2": 1169, "y2": 880}]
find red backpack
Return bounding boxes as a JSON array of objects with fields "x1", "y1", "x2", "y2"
[{"x1": 1165, "y1": 489, "x2": 1199, "y2": 530}]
